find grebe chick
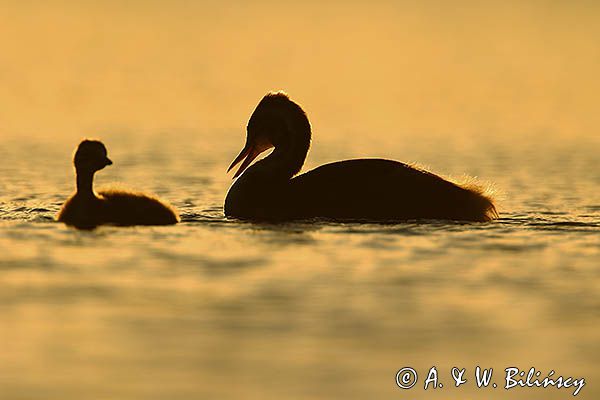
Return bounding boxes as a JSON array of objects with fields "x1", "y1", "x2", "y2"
[
  {"x1": 57, "y1": 140, "x2": 179, "y2": 229},
  {"x1": 225, "y1": 92, "x2": 498, "y2": 222}
]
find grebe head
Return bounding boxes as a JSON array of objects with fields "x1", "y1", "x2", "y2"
[
  {"x1": 74, "y1": 140, "x2": 113, "y2": 172},
  {"x1": 228, "y1": 91, "x2": 311, "y2": 179}
]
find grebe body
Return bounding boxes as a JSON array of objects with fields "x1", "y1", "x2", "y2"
[
  {"x1": 57, "y1": 140, "x2": 179, "y2": 229},
  {"x1": 225, "y1": 92, "x2": 497, "y2": 222}
]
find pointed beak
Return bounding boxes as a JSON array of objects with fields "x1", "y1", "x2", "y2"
[
  {"x1": 227, "y1": 138, "x2": 273, "y2": 179},
  {"x1": 105, "y1": 157, "x2": 113, "y2": 166}
]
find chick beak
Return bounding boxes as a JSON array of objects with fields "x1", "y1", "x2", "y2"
[
  {"x1": 227, "y1": 138, "x2": 273, "y2": 179},
  {"x1": 105, "y1": 157, "x2": 113, "y2": 166}
]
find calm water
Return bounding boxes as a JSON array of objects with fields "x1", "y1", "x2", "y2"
[
  {"x1": 0, "y1": 132, "x2": 598, "y2": 399},
  {"x1": 1, "y1": 1, "x2": 599, "y2": 398}
]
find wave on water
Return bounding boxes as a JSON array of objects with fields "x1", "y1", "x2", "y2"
[{"x1": 1, "y1": 201, "x2": 598, "y2": 236}]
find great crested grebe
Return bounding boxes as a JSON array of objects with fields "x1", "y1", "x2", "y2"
[
  {"x1": 225, "y1": 92, "x2": 497, "y2": 222},
  {"x1": 57, "y1": 140, "x2": 179, "y2": 229}
]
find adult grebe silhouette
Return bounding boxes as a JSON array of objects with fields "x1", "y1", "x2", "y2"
[
  {"x1": 225, "y1": 92, "x2": 497, "y2": 222},
  {"x1": 57, "y1": 140, "x2": 179, "y2": 229}
]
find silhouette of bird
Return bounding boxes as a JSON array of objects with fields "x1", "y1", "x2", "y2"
[
  {"x1": 57, "y1": 140, "x2": 179, "y2": 229},
  {"x1": 225, "y1": 92, "x2": 497, "y2": 222}
]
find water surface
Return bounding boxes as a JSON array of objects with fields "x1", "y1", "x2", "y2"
[{"x1": 1, "y1": 133, "x2": 598, "y2": 399}]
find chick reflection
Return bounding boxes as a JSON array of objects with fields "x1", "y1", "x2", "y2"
[
  {"x1": 57, "y1": 140, "x2": 179, "y2": 229},
  {"x1": 225, "y1": 92, "x2": 497, "y2": 222}
]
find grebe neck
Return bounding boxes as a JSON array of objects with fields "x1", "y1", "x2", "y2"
[
  {"x1": 260, "y1": 116, "x2": 311, "y2": 179},
  {"x1": 76, "y1": 169, "x2": 96, "y2": 197}
]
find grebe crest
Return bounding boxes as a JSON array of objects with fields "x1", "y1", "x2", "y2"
[
  {"x1": 228, "y1": 91, "x2": 311, "y2": 179},
  {"x1": 74, "y1": 140, "x2": 112, "y2": 172}
]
